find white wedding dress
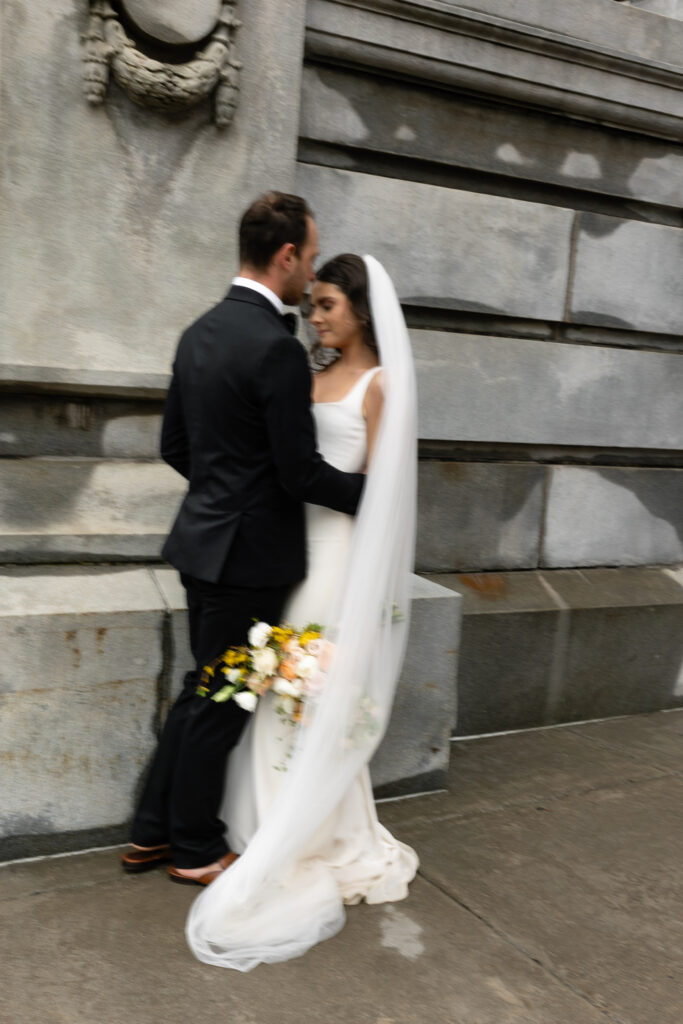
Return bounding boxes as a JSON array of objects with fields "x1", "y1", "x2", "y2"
[{"x1": 220, "y1": 366, "x2": 418, "y2": 906}]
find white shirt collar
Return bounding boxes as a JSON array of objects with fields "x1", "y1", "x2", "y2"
[{"x1": 231, "y1": 276, "x2": 284, "y2": 316}]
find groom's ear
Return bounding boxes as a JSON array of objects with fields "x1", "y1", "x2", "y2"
[{"x1": 275, "y1": 242, "x2": 297, "y2": 272}]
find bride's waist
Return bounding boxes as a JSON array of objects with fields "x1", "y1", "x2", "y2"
[{"x1": 305, "y1": 503, "x2": 354, "y2": 541}]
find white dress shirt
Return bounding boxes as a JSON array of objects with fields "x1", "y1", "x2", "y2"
[{"x1": 231, "y1": 276, "x2": 284, "y2": 316}]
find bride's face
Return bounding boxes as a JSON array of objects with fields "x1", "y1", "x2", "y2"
[{"x1": 309, "y1": 282, "x2": 364, "y2": 350}]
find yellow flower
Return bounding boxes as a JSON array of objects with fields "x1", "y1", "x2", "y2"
[
  {"x1": 271, "y1": 625, "x2": 295, "y2": 646},
  {"x1": 223, "y1": 647, "x2": 249, "y2": 668},
  {"x1": 300, "y1": 630, "x2": 321, "y2": 647}
]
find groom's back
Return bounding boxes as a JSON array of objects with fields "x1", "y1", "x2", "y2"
[{"x1": 161, "y1": 288, "x2": 310, "y2": 587}]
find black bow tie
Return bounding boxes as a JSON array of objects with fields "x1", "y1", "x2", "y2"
[{"x1": 282, "y1": 313, "x2": 298, "y2": 335}]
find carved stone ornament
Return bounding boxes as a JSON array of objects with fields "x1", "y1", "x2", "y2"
[{"x1": 81, "y1": 1, "x2": 242, "y2": 127}]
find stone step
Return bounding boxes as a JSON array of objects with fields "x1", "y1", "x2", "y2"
[
  {"x1": 0, "y1": 458, "x2": 184, "y2": 562},
  {"x1": 2, "y1": 457, "x2": 682, "y2": 572},
  {"x1": 430, "y1": 566, "x2": 683, "y2": 737},
  {"x1": 0, "y1": 566, "x2": 460, "y2": 859}
]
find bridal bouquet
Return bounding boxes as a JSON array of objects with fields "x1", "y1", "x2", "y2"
[{"x1": 196, "y1": 620, "x2": 329, "y2": 723}]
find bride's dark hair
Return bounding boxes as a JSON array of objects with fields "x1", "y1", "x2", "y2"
[{"x1": 308, "y1": 253, "x2": 378, "y2": 370}]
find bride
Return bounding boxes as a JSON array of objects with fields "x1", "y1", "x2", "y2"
[{"x1": 186, "y1": 254, "x2": 418, "y2": 971}]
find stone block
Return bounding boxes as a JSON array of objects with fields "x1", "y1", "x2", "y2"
[
  {"x1": 297, "y1": 164, "x2": 573, "y2": 320},
  {"x1": 542, "y1": 567, "x2": 683, "y2": 722},
  {"x1": 0, "y1": 458, "x2": 185, "y2": 562},
  {"x1": 371, "y1": 574, "x2": 462, "y2": 797},
  {"x1": 431, "y1": 572, "x2": 563, "y2": 736},
  {"x1": 413, "y1": 330, "x2": 683, "y2": 449},
  {"x1": 301, "y1": 64, "x2": 683, "y2": 210},
  {"x1": 431, "y1": 567, "x2": 683, "y2": 737},
  {"x1": 416, "y1": 461, "x2": 545, "y2": 572},
  {"x1": 0, "y1": 567, "x2": 166, "y2": 848},
  {"x1": 542, "y1": 466, "x2": 683, "y2": 568},
  {"x1": 571, "y1": 213, "x2": 683, "y2": 334}
]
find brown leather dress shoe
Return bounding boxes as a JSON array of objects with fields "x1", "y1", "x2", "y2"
[
  {"x1": 167, "y1": 851, "x2": 239, "y2": 886},
  {"x1": 121, "y1": 844, "x2": 173, "y2": 873}
]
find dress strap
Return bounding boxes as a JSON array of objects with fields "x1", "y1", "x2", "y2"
[{"x1": 346, "y1": 366, "x2": 382, "y2": 407}]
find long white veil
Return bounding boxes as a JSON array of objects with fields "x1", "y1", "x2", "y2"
[{"x1": 185, "y1": 255, "x2": 417, "y2": 970}]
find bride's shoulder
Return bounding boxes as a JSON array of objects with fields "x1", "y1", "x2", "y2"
[{"x1": 363, "y1": 367, "x2": 384, "y2": 417}]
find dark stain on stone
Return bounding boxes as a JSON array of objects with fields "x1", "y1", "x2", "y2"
[
  {"x1": 65, "y1": 630, "x2": 81, "y2": 669},
  {"x1": 96, "y1": 627, "x2": 108, "y2": 654}
]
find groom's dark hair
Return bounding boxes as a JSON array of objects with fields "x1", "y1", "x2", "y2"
[{"x1": 239, "y1": 192, "x2": 313, "y2": 270}]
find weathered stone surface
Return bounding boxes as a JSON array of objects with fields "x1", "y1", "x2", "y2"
[
  {"x1": 372, "y1": 575, "x2": 462, "y2": 796},
  {"x1": 432, "y1": 572, "x2": 562, "y2": 735},
  {"x1": 627, "y1": 0, "x2": 683, "y2": 16},
  {"x1": 431, "y1": 567, "x2": 683, "y2": 735},
  {"x1": 0, "y1": 395, "x2": 163, "y2": 458},
  {"x1": 307, "y1": 0, "x2": 683, "y2": 140},
  {"x1": 570, "y1": 213, "x2": 683, "y2": 334},
  {"x1": 0, "y1": 567, "x2": 165, "y2": 840},
  {"x1": 301, "y1": 64, "x2": 683, "y2": 209},
  {"x1": 542, "y1": 567, "x2": 683, "y2": 722},
  {"x1": 0, "y1": 459, "x2": 184, "y2": 562},
  {"x1": 417, "y1": 461, "x2": 545, "y2": 572},
  {"x1": 297, "y1": 165, "x2": 573, "y2": 320},
  {"x1": 1, "y1": 0, "x2": 306, "y2": 382},
  {"x1": 542, "y1": 466, "x2": 683, "y2": 567},
  {"x1": 412, "y1": 331, "x2": 683, "y2": 449}
]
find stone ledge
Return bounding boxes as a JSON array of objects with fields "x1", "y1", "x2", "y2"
[
  {"x1": 0, "y1": 459, "x2": 184, "y2": 563},
  {"x1": 430, "y1": 566, "x2": 683, "y2": 736},
  {"x1": 0, "y1": 566, "x2": 461, "y2": 857},
  {"x1": 306, "y1": 0, "x2": 683, "y2": 139},
  {"x1": 300, "y1": 64, "x2": 683, "y2": 213},
  {"x1": 0, "y1": 364, "x2": 170, "y2": 399}
]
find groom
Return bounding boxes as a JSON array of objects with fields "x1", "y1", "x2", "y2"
[{"x1": 121, "y1": 192, "x2": 364, "y2": 885}]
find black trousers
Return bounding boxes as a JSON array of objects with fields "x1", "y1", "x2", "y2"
[{"x1": 131, "y1": 573, "x2": 291, "y2": 868}]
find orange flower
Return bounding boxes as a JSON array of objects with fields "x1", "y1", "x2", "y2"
[{"x1": 279, "y1": 658, "x2": 299, "y2": 681}]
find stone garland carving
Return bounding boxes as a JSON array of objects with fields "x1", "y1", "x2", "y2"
[{"x1": 81, "y1": 1, "x2": 242, "y2": 127}]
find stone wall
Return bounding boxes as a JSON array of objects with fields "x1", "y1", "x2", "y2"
[
  {"x1": 297, "y1": 0, "x2": 683, "y2": 731},
  {"x1": 1, "y1": 0, "x2": 682, "y2": 853}
]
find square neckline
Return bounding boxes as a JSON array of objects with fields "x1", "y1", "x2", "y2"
[{"x1": 313, "y1": 366, "x2": 381, "y2": 406}]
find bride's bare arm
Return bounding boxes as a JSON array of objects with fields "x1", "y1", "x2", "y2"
[{"x1": 363, "y1": 371, "x2": 385, "y2": 466}]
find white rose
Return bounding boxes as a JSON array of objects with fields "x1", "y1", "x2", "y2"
[
  {"x1": 272, "y1": 676, "x2": 303, "y2": 698},
  {"x1": 305, "y1": 638, "x2": 322, "y2": 656},
  {"x1": 297, "y1": 655, "x2": 318, "y2": 680},
  {"x1": 251, "y1": 646, "x2": 278, "y2": 677},
  {"x1": 277, "y1": 695, "x2": 297, "y2": 716},
  {"x1": 248, "y1": 621, "x2": 272, "y2": 649},
  {"x1": 224, "y1": 668, "x2": 242, "y2": 684},
  {"x1": 233, "y1": 690, "x2": 258, "y2": 712}
]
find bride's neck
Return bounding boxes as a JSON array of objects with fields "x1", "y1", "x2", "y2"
[{"x1": 335, "y1": 337, "x2": 378, "y2": 370}]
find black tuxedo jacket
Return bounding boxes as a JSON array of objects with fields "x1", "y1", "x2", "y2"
[{"x1": 160, "y1": 285, "x2": 364, "y2": 587}]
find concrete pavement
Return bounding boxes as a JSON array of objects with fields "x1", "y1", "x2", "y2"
[{"x1": 3, "y1": 711, "x2": 683, "y2": 1024}]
